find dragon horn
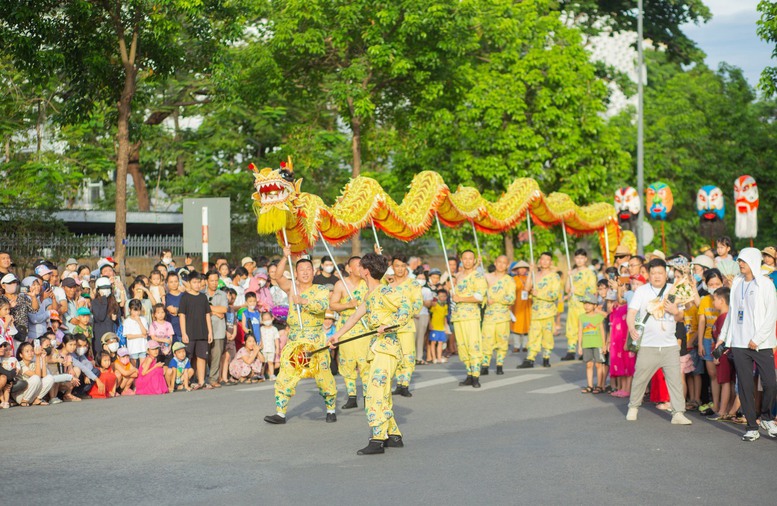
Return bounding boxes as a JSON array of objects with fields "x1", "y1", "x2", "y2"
[{"x1": 287, "y1": 156, "x2": 294, "y2": 172}]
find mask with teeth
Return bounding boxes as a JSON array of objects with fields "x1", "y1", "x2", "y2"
[{"x1": 250, "y1": 160, "x2": 302, "y2": 235}]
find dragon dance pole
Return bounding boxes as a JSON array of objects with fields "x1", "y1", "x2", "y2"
[
  {"x1": 526, "y1": 211, "x2": 535, "y2": 284},
  {"x1": 370, "y1": 218, "x2": 382, "y2": 253},
  {"x1": 435, "y1": 212, "x2": 455, "y2": 296},
  {"x1": 319, "y1": 234, "x2": 369, "y2": 330},
  {"x1": 561, "y1": 219, "x2": 574, "y2": 294},
  {"x1": 281, "y1": 228, "x2": 304, "y2": 329},
  {"x1": 603, "y1": 220, "x2": 611, "y2": 266},
  {"x1": 470, "y1": 220, "x2": 483, "y2": 270}
]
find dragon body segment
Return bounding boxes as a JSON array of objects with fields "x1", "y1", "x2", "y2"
[{"x1": 250, "y1": 162, "x2": 620, "y2": 256}]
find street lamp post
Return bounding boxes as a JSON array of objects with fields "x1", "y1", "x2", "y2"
[{"x1": 636, "y1": 0, "x2": 645, "y2": 255}]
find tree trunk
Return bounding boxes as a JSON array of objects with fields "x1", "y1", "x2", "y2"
[
  {"x1": 127, "y1": 141, "x2": 150, "y2": 211},
  {"x1": 115, "y1": 65, "x2": 138, "y2": 281},
  {"x1": 504, "y1": 231, "x2": 514, "y2": 262},
  {"x1": 350, "y1": 114, "x2": 362, "y2": 256}
]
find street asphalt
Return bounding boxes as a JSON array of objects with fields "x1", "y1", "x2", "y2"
[{"x1": 3, "y1": 331, "x2": 775, "y2": 506}]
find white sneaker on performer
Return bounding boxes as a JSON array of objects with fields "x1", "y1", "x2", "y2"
[
  {"x1": 626, "y1": 407, "x2": 638, "y2": 421},
  {"x1": 759, "y1": 419, "x2": 777, "y2": 438},
  {"x1": 671, "y1": 413, "x2": 692, "y2": 425}
]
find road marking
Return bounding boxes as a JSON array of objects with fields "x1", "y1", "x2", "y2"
[
  {"x1": 528, "y1": 383, "x2": 585, "y2": 394},
  {"x1": 455, "y1": 374, "x2": 550, "y2": 391},
  {"x1": 411, "y1": 376, "x2": 461, "y2": 390},
  {"x1": 237, "y1": 384, "x2": 276, "y2": 392}
]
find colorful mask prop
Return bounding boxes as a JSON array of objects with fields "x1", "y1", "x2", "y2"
[
  {"x1": 614, "y1": 187, "x2": 641, "y2": 231},
  {"x1": 696, "y1": 185, "x2": 725, "y2": 240},
  {"x1": 645, "y1": 182, "x2": 674, "y2": 220},
  {"x1": 734, "y1": 175, "x2": 758, "y2": 239}
]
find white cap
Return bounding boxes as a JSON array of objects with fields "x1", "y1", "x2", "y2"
[
  {"x1": 691, "y1": 255, "x2": 714, "y2": 270},
  {"x1": 95, "y1": 277, "x2": 112, "y2": 289},
  {"x1": 1, "y1": 273, "x2": 19, "y2": 284}
]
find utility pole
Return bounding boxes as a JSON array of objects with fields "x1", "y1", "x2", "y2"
[{"x1": 636, "y1": 0, "x2": 645, "y2": 255}]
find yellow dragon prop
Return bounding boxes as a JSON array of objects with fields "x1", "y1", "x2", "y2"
[{"x1": 250, "y1": 160, "x2": 623, "y2": 256}]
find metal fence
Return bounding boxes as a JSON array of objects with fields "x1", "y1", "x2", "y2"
[{"x1": 0, "y1": 234, "x2": 185, "y2": 259}]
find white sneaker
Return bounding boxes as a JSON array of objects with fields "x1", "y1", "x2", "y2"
[
  {"x1": 671, "y1": 413, "x2": 692, "y2": 425},
  {"x1": 626, "y1": 407, "x2": 638, "y2": 421},
  {"x1": 759, "y1": 419, "x2": 777, "y2": 438},
  {"x1": 269, "y1": 375, "x2": 276, "y2": 381},
  {"x1": 742, "y1": 430, "x2": 760, "y2": 442}
]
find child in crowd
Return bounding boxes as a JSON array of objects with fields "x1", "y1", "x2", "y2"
[
  {"x1": 697, "y1": 269, "x2": 723, "y2": 415},
  {"x1": 127, "y1": 280, "x2": 155, "y2": 320},
  {"x1": 49, "y1": 311, "x2": 64, "y2": 343},
  {"x1": 242, "y1": 292, "x2": 262, "y2": 338},
  {"x1": 73, "y1": 307, "x2": 94, "y2": 352},
  {"x1": 113, "y1": 348, "x2": 138, "y2": 395},
  {"x1": 220, "y1": 290, "x2": 239, "y2": 385},
  {"x1": 0, "y1": 341, "x2": 13, "y2": 408},
  {"x1": 123, "y1": 299, "x2": 149, "y2": 365},
  {"x1": 148, "y1": 270, "x2": 166, "y2": 306},
  {"x1": 16, "y1": 342, "x2": 54, "y2": 406},
  {"x1": 710, "y1": 287, "x2": 740, "y2": 421},
  {"x1": 148, "y1": 303, "x2": 173, "y2": 360},
  {"x1": 578, "y1": 297, "x2": 607, "y2": 394},
  {"x1": 0, "y1": 299, "x2": 15, "y2": 348},
  {"x1": 166, "y1": 342, "x2": 194, "y2": 391},
  {"x1": 714, "y1": 236, "x2": 734, "y2": 264},
  {"x1": 135, "y1": 341, "x2": 168, "y2": 395},
  {"x1": 260, "y1": 312, "x2": 279, "y2": 380},
  {"x1": 428, "y1": 289, "x2": 449, "y2": 364},
  {"x1": 229, "y1": 333, "x2": 264, "y2": 383},
  {"x1": 90, "y1": 352, "x2": 117, "y2": 398}
]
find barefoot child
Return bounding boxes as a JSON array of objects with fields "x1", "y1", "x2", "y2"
[
  {"x1": 113, "y1": 347, "x2": 138, "y2": 395},
  {"x1": 90, "y1": 352, "x2": 118, "y2": 398},
  {"x1": 578, "y1": 296, "x2": 607, "y2": 393},
  {"x1": 166, "y1": 342, "x2": 194, "y2": 392},
  {"x1": 229, "y1": 333, "x2": 264, "y2": 383}
]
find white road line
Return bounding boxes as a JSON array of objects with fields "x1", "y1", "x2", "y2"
[
  {"x1": 411, "y1": 376, "x2": 461, "y2": 390},
  {"x1": 237, "y1": 384, "x2": 276, "y2": 392},
  {"x1": 528, "y1": 383, "x2": 585, "y2": 394},
  {"x1": 455, "y1": 373, "x2": 550, "y2": 391}
]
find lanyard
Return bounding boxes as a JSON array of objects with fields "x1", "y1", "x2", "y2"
[{"x1": 741, "y1": 280, "x2": 752, "y2": 302}]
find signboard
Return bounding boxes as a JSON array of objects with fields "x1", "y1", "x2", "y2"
[{"x1": 183, "y1": 198, "x2": 231, "y2": 253}]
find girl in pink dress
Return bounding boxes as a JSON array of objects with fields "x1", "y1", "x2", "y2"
[
  {"x1": 229, "y1": 333, "x2": 264, "y2": 382},
  {"x1": 148, "y1": 304, "x2": 174, "y2": 359},
  {"x1": 135, "y1": 341, "x2": 169, "y2": 395},
  {"x1": 609, "y1": 302, "x2": 635, "y2": 397}
]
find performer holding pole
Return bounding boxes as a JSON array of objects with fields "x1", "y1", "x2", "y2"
[
  {"x1": 451, "y1": 250, "x2": 488, "y2": 388},
  {"x1": 329, "y1": 252, "x2": 413, "y2": 455},
  {"x1": 264, "y1": 244, "x2": 337, "y2": 425},
  {"x1": 562, "y1": 248, "x2": 597, "y2": 361},
  {"x1": 389, "y1": 255, "x2": 423, "y2": 398},
  {"x1": 481, "y1": 255, "x2": 516, "y2": 375}
]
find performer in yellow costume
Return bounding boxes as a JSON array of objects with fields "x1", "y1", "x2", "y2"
[
  {"x1": 481, "y1": 255, "x2": 516, "y2": 375},
  {"x1": 329, "y1": 252, "x2": 413, "y2": 455},
  {"x1": 518, "y1": 252, "x2": 562, "y2": 369},
  {"x1": 390, "y1": 255, "x2": 423, "y2": 398},
  {"x1": 264, "y1": 246, "x2": 337, "y2": 425},
  {"x1": 451, "y1": 250, "x2": 488, "y2": 388},
  {"x1": 562, "y1": 249, "x2": 598, "y2": 361},
  {"x1": 329, "y1": 256, "x2": 369, "y2": 409}
]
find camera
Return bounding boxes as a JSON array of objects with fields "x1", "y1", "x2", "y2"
[{"x1": 712, "y1": 343, "x2": 728, "y2": 360}]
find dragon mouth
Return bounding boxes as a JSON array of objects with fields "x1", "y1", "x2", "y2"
[{"x1": 256, "y1": 180, "x2": 293, "y2": 205}]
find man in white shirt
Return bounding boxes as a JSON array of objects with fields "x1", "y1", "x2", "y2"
[
  {"x1": 625, "y1": 258, "x2": 692, "y2": 425},
  {"x1": 717, "y1": 247, "x2": 777, "y2": 441}
]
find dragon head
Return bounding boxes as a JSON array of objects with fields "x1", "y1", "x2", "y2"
[{"x1": 250, "y1": 159, "x2": 303, "y2": 234}]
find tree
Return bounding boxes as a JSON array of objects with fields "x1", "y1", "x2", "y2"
[
  {"x1": 758, "y1": 0, "x2": 777, "y2": 95},
  {"x1": 0, "y1": 0, "x2": 256, "y2": 274}
]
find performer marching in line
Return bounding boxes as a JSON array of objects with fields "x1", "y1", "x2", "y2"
[
  {"x1": 451, "y1": 250, "x2": 488, "y2": 388},
  {"x1": 329, "y1": 253, "x2": 413, "y2": 455},
  {"x1": 389, "y1": 255, "x2": 423, "y2": 398},
  {"x1": 561, "y1": 249, "x2": 598, "y2": 361},
  {"x1": 264, "y1": 246, "x2": 337, "y2": 424},
  {"x1": 329, "y1": 256, "x2": 369, "y2": 409},
  {"x1": 481, "y1": 255, "x2": 516, "y2": 375},
  {"x1": 519, "y1": 252, "x2": 562, "y2": 369}
]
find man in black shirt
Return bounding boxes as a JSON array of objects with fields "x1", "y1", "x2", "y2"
[
  {"x1": 313, "y1": 256, "x2": 336, "y2": 288},
  {"x1": 179, "y1": 273, "x2": 213, "y2": 390}
]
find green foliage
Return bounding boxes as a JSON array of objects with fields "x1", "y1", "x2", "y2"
[{"x1": 758, "y1": 0, "x2": 777, "y2": 95}]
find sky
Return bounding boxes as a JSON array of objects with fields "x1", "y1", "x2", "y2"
[{"x1": 682, "y1": 0, "x2": 774, "y2": 86}]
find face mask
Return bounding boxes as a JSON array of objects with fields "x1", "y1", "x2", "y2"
[
  {"x1": 707, "y1": 287, "x2": 717, "y2": 295},
  {"x1": 416, "y1": 280, "x2": 425, "y2": 286},
  {"x1": 323, "y1": 265, "x2": 334, "y2": 274},
  {"x1": 4, "y1": 284, "x2": 17, "y2": 294},
  {"x1": 248, "y1": 305, "x2": 257, "y2": 311},
  {"x1": 107, "y1": 342, "x2": 119, "y2": 353},
  {"x1": 99, "y1": 288, "x2": 111, "y2": 296},
  {"x1": 43, "y1": 347, "x2": 53, "y2": 356},
  {"x1": 162, "y1": 257, "x2": 172, "y2": 265},
  {"x1": 241, "y1": 279, "x2": 250, "y2": 289},
  {"x1": 693, "y1": 273, "x2": 702, "y2": 283},
  {"x1": 258, "y1": 280, "x2": 267, "y2": 287},
  {"x1": 76, "y1": 347, "x2": 88, "y2": 356},
  {"x1": 262, "y1": 321, "x2": 273, "y2": 327},
  {"x1": 119, "y1": 356, "x2": 130, "y2": 365}
]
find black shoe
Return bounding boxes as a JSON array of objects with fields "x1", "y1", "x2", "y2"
[
  {"x1": 480, "y1": 366, "x2": 489, "y2": 376},
  {"x1": 496, "y1": 365, "x2": 504, "y2": 375},
  {"x1": 522, "y1": 347, "x2": 527, "y2": 352},
  {"x1": 472, "y1": 377, "x2": 481, "y2": 388},
  {"x1": 542, "y1": 358, "x2": 551, "y2": 368},
  {"x1": 326, "y1": 413, "x2": 337, "y2": 423},
  {"x1": 392, "y1": 386, "x2": 402, "y2": 395},
  {"x1": 264, "y1": 414, "x2": 286, "y2": 424},
  {"x1": 517, "y1": 359, "x2": 534, "y2": 369},
  {"x1": 357, "y1": 439, "x2": 386, "y2": 455},
  {"x1": 459, "y1": 375, "x2": 473, "y2": 386},
  {"x1": 342, "y1": 396, "x2": 358, "y2": 409},
  {"x1": 399, "y1": 386, "x2": 413, "y2": 398},
  {"x1": 560, "y1": 352, "x2": 576, "y2": 361},
  {"x1": 383, "y1": 434, "x2": 404, "y2": 448}
]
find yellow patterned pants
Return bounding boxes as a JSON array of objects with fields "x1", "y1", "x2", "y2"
[
  {"x1": 274, "y1": 341, "x2": 337, "y2": 414},
  {"x1": 365, "y1": 351, "x2": 401, "y2": 440},
  {"x1": 527, "y1": 317, "x2": 554, "y2": 361},
  {"x1": 565, "y1": 298, "x2": 584, "y2": 352},
  {"x1": 481, "y1": 320, "x2": 511, "y2": 367},
  {"x1": 453, "y1": 319, "x2": 482, "y2": 377},
  {"x1": 395, "y1": 330, "x2": 416, "y2": 387},
  {"x1": 338, "y1": 335, "x2": 370, "y2": 397}
]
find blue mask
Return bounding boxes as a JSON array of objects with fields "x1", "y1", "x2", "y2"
[{"x1": 693, "y1": 273, "x2": 702, "y2": 283}]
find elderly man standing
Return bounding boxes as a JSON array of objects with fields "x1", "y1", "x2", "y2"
[
  {"x1": 716, "y1": 248, "x2": 777, "y2": 441},
  {"x1": 625, "y1": 259, "x2": 692, "y2": 425}
]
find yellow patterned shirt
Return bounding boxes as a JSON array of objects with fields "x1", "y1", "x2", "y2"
[
  {"x1": 288, "y1": 284, "x2": 330, "y2": 345},
  {"x1": 364, "y1": 284, "x2": 413, "y2": 359},
  {"x1": 390, "y1": 278, "x2": 423, "y2": 333},
  {"x1": 451, "y1": 270, "x2": 488, "y2": 322},
  {"x1": 484, "y1": 274, "x2": 517, "y2": 324},
  {"x1": 338, "y1": 279, "x2": 368, "y2": 338},
  {"x1": 531, "y1": 272, "x2": 562, "y2": 320},
  {"x1": 570, "y1": 268, "x2": 598, "y2": 301}
]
